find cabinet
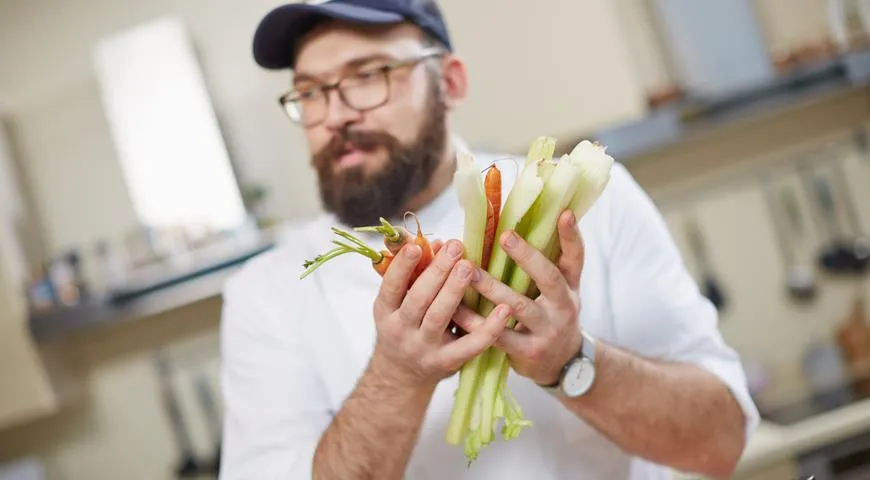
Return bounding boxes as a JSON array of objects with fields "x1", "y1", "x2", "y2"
[
  {"x1": 754, "y1": 0, "x2": 834, "y2": 63},
  {"x1": 438, "y1": 0, "x2": 649, "y2": 151},
  {"x1": 0, "y1": 118, "x2": 60, "y2": 431}
]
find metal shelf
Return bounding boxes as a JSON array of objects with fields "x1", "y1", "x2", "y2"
[{"x1": 589, "y1": 49, "x2": 870, "y2": 162}]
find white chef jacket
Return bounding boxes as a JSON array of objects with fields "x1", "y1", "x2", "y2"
[{"x1": 218, "y1": 151, "x2": 760, "y2": 480}]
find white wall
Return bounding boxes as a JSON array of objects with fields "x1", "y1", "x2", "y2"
[
  {"x1": 0, "y1": 0, "x2": 650, "y2": 258},
  {"x1": 0, "y1": 0, "x2": 322, "y2": 256}
]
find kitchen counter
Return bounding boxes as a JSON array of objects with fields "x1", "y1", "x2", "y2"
[
  {"x1": 676, "y1": 396, "x2": 870, "y2": 479},
  {"x1": 28, "y1": 238, "x2": 275, "y2": 344}
]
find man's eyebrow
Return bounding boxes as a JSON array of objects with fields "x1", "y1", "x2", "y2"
[{"x1": 293, "y1": 53, "x2": 397, "y2": 85}]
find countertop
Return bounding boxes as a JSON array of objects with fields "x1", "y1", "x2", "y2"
[
  {"x1": 28, "y1": 237, "x2": 275, "y2": 343},
  {"x1": 676, "y1": 396, "x2": 870, "y2": 478}
]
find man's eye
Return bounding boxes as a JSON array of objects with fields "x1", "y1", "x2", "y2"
[{"x1": 296, "y1": 89, "x2": 320, "y2": 100}]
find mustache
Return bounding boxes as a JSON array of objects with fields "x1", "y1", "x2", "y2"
[{"x1": 313, "y1": 129, "x2": 403, "y2": 167}]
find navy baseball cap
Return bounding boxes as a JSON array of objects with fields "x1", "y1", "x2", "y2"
[{"x1": 253, "y1": 0, "x2": 453, "y2": 70}]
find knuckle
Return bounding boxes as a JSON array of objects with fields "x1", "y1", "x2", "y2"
[
  {"x1": 433, "y1": 251, "x2": 458, "y2": 275},
  {"x1": 515, "y1": 243, "x2": 534, "y2": 263},
  {"x1": 542, "y1": 264, "x2": 563, "y2": 287},
  {"x1": 437, "y1": 357, "x2": 458, "y2": 373},
  {"x1": 486, "y1": 325, "x2": 502, "y2": 344},
  {"x1": 512, "y1": 297, "x2": 532, "y2": 317}
]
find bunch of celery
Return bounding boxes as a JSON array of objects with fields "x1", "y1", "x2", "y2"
[{"x1": 447, "y1": 136, "x2": 614, "y2": 463}]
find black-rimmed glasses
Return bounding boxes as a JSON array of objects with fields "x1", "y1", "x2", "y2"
[{"x1": 279, "y1": 48, "x2": 444, "y2": 127}]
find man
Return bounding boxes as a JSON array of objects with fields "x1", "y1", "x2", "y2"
[{"x1": 220, "y1": 1, "x2": 760, "y2": 478}]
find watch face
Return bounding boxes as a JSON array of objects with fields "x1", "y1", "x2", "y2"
[{"x1": 562, "y1": 359, "x2": 595, "y2": 397}]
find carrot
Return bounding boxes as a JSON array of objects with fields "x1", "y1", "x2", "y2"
[
  {"x1": 481, "y1": 165, "x2": 502, "y2": 270},
  {"x1": 373, "y1": 250, "x2": 394, "y2": 277},
  {"x1": 405, "y1": 212, "x2": 434, "y2": 281},
  {"x1": 302, "y1": 216, "x2": 435, "y2": 285},
  {"x1": 356, "y1": 217, "x2": 416, "y2": 256}
]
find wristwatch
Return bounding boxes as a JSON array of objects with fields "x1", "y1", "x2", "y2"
[{"x1": 542, "y1": 331, "x2": 597, "y2": 398}]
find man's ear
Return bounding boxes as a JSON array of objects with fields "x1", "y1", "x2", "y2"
[{"x1": 440, "y1": 54, "x2": 468, "y2": 111}]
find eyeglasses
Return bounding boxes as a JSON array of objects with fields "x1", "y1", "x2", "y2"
[{"x1": 279, "y1": 48, "x2": 444, "y2": 127}]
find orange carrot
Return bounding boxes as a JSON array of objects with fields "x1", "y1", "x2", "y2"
[
  {"x1": 355, "y1": 217, "x2": 416, "y2": 256},
  {"x1": 384, "y1": 227, "x2": 415, "y2": 256},
  {"x1": 301, "y1": 217, "x2": 435, "y2": 286},
  {"x1": 373, "y1": 250, "x2": 394, "y2": 277},
  {"x1": 481, "y1": 165, "x2": 502, "y2": 270},
  {"x1": 406, "y1": 213, "x2": 435, "y2": 282}
]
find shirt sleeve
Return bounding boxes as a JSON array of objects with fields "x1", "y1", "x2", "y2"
[
  {"x1": 219, "y1": 261, "x2": 332, "y2": 480},
  {"x1": 601, "y1": 163, "x2": 760, "y2": 443}
]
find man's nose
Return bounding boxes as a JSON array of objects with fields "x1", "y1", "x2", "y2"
[{"x1": 322, "y1": 89, "x2": 363, "y2": 131}]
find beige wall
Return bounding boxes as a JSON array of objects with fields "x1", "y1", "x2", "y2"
[
  {"x1": 626, "y1": 88, "x2": 870, "y2": 397},
  {"x1": 0, "y1": 0, "x2": 649, "y2": 259}
]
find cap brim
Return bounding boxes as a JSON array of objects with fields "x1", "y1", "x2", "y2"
[{"x1": 253, "y1": 3, "x2": 405, "y2": 70}]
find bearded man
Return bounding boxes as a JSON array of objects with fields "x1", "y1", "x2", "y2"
[{"x1": 219, "y1": 1, "x2": 760, "y2": 479}]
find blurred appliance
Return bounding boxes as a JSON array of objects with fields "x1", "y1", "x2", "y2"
[{"x1": 650, "y1": 0, "x2": 777, "y2": 99}]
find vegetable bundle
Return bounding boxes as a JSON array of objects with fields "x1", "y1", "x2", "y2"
[
  {"x1": 299, "y1": 136, "x2": 614, "y2": 463},
  {"x1": 448, "y1": 136, "x2": 614, "y2": 462}
]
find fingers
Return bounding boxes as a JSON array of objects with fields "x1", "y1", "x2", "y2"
[
  {"x1": 451, "y1": 304, "x2": 484, "y2": 332},
  {"x1": 453, "y1": 306, "x2": 532, "y2": 363},
  {"x1": 430, "y1": 239, "x2": 444, "y2": 255},
  {"x1": 556, "y1": 210, "x2": 585, "y2": 292},
  {"x1": 500, "y1": 230, "x2": 574, "y2": 307},
  {"x1": 374, "y1": 244, "x2": 421, "y2": 315},
  {"x1": 470, "y1": 267, "x2": 546, "y2": 332},
  {"x1": 419, "y1": 260, "x2": 477, "y2": 341},
  {"x1": 398, "y1": 240, "x2": 464, "y2": 325},
  {"x1": 434, "y1": 304, "x2": 511, "y2": 371}
]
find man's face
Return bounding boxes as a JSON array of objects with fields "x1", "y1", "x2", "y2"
[{"x1": 291, "y1": 22, "x2": 449, "y2": 227}]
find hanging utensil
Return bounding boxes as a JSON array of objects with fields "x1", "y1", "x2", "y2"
[
  {"x1": 828, "y1": 146, "x2": 870, "y2": 275},
  {"x1": 153, "y1": 352, "x2": 202, "y2": 478},
  {"x1": 683, "y1": 214, "x2": 727, "y2": 312},
  {"x1": 193, "y1": 372, "x2": 222, "y2": 476},
  {"x1": 760, "y1": 172, "x2": 818, "y2": 302},
  {"x1": 798, "y1": 162, "x2": 859, "y2": 276}
]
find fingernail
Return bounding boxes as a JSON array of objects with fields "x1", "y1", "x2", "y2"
[
  {"x1": 406, "y1": 245, "x2": 421, "y2": 259},
  {"x1": 565, "y1": 211, "x2": 576, "y2": 226},
  {"x1": 446, "y1": 241, "x2": 463, "y2": 259},
  {"x1": 471, "y1": 268, "x2": 482, "y2": 282},
  {"x1": 457, "y1": 262, "x2": 472, "y2": 279},
  {"x1": 503, "y1": 231, "x2": 518, "y2": 249}
]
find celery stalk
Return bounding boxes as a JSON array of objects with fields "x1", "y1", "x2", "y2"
[
  {"x1": 453, "y1": 150, "x2": 489, "y2": 308},
  {"x1": 447, "y1": 137, "x2": 614, "y2": 465},
  {"x1": 567, "y1": 141, "x2": 614, "y2": 219},
  {"x1": 476, "y1": 144, "x2": 612, "y2": 448},
  {"x1": 447, "y1": 139, "x2": 548, "y2": 448}
]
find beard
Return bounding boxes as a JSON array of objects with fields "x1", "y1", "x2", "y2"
[{"x1": 311, "y1": 86, "x2": 448, "y2": 227}]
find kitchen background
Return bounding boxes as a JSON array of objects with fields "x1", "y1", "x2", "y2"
[{"x1": 2, "y1": 0, "x2": 870, "y2": 479}]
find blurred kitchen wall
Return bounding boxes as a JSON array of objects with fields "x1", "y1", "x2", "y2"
[
  {"x1": 0, "y1": 0, "x2": 650, "y2": 259},
  {"x1": 0, "y1": 0, "x2": 320, "y2": 257}
]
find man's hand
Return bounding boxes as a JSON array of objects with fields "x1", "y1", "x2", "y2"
[
  {"x1": 453, "y1": 212, "x2": 747, "y2": 478},
  {"x1": 453, "y1": 210, "x2": 585, "y2": 386},
  {"x1": 372, "y1": 238, "x2": 511, "y2": 389},
  {"x1": 312, "y1": 239, "x2": 510, "y2": 480}
]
